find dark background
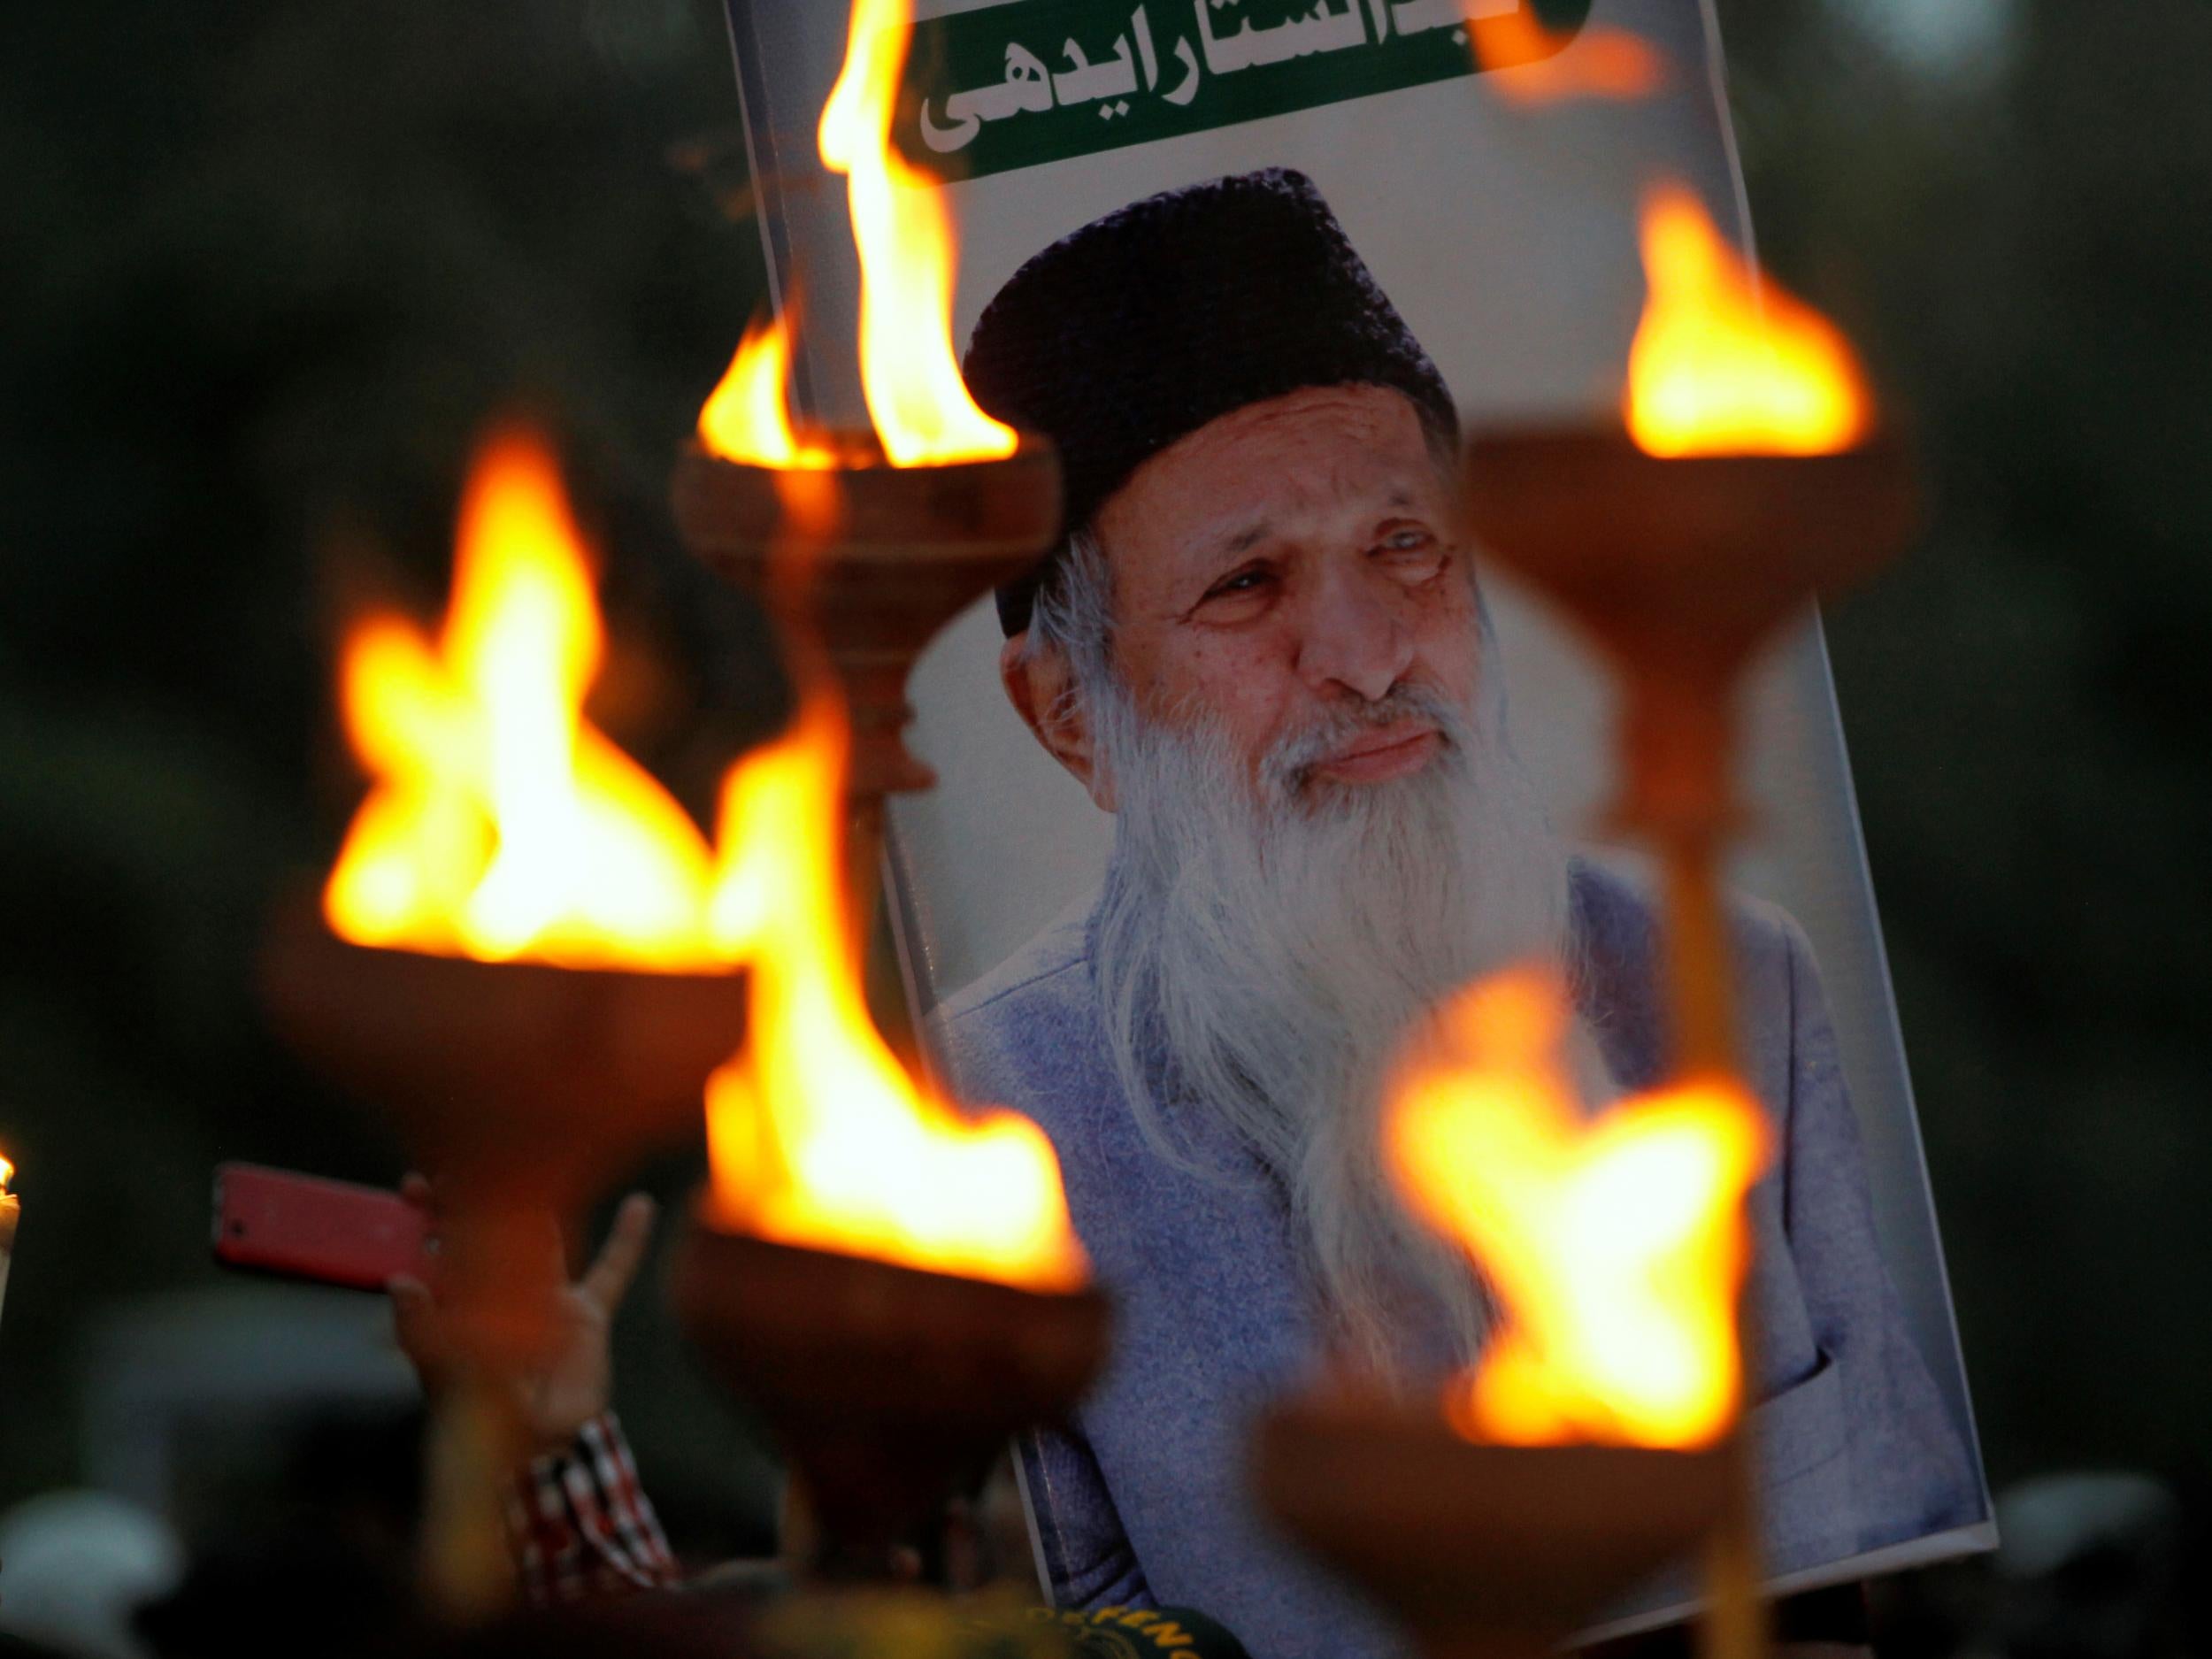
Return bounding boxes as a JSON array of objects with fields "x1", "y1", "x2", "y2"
[{"x1": 0, "y1": 0, "x2": 2204, "y2": 1627}]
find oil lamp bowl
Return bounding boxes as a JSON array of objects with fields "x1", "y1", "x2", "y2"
[
  {"x1": 671, "y1": 438, "x2": 1062, "y2": 798},
  {"x1": 1462, "y1": 425, "x2": 1917, "y2": 683},
  {"x1": 1460, "y1": 425, "x2": 1918, "y2": 833},
  {"x1": 1254, "y1": 1394, "x2": 1730, "y2": 1659},
  {"x1": 672, "y1": 1213, "x2": 1110, "y2": 1580},
  {"x1": 259, "y1": 891, "x2": 744, "y2": 1185}
]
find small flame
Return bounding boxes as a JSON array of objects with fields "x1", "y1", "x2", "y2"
[
  {"x1": 1386, "y1": 969, "x2": 1770, "y2": 1448},
  {"x1": 700, "y1": 690, "x2": 1085, "y2": 1292},
  {"x1": 698, "y1": 310, "x2": 841, "y2": 471},
  {"x1": 1467, "y1": 9, "x2": 1666, "y2": 105},
  {"x1": 0, "y1": 1156, "x2": 13, "y2": 1194},
  {"x1": 325, "y1": 426, "x2": 724, "y2": 971},
  {"x1": 812, "y1": 0, "x2": 1018, "y2": 467},
  {"x1": 1625, "y1": 183, "x2": 1873, "y2": 457}
]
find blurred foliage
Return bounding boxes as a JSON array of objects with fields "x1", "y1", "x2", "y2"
[
  {"x1": 0, "y1": 0, "x2": 2205, "y2": 1575},
  {"x1": 1714, "y1": 0, "x2": 2212, "y2": 1492}
]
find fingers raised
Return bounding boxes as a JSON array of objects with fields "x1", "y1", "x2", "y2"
[
  {"x1": 388, "y1": 1274, "x2": 444, "y2": 1373},
  {"x1": 578, "y1": 1194, "x2": 658, "y2": 1315}
]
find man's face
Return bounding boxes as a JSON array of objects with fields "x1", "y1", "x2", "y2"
[{"x1": 1094, "y1": 384, "x2": 1479, "y2": 801}]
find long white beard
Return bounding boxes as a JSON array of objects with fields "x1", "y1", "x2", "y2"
[{"x1": 1088, "y1": 673, "x2": 1613, "y2": 1381}]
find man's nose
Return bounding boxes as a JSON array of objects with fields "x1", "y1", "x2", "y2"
[{"x1": 1293, "y1": 565, "x2": 1414, "y2": 703}]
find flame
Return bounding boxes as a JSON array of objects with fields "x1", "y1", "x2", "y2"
[
  {"x1": 1386, "y1": 968, "x2": 1770, "y2": 1448},
  {"x1": 0, "y1": 1156, "x2": 13, "y2": 1194},
  {"x1": 698, "y1": 310, "x2": 841, "y2": 470},
  {"x1": 1468, "y1": 9, "x2": 1666, "y2": 105},
  {"x1": 325, "y1": 426, "x2": 726, "y2": 971},
  {"x1": 700, "y1": 689, "x2": 1085, "y2": 1292},
  {"x1": 1624, "y1": 183, "x2": 1873, "y2": 457},
  {"x1": 695, "y1": 0, "x2": 1020, "y2": 468},
  {"x1": 812, "y1": 0, "x2": 1017, "y2": 467}
]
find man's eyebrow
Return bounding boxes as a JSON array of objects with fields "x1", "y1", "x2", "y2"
[{"x1": 1199, "y1": 520, "x2": 1271, "y2": 565}]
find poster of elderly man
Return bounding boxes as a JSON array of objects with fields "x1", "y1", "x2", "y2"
[{"x1": 718, "y1": 0, "x2": 1994, "y2": 1653}]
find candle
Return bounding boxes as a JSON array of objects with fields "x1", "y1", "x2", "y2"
[{"x1": 0, "y1": 1157, "x2": 18, "y2": 1325}]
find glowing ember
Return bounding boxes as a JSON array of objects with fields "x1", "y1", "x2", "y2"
[
  {"x1": 701, "y1": 691, "x2": 1084, "y2": 1292},
  {"x1": 325, "y1": 427, "x2": 724, "y2": 971},
  {"x1": 1468, "y1": 9, "x2": 1666, "y2": 105},
  {"x1": 1387, "y1": 969, "x2": 1769, "y2": 1448},
  {"x1": 1625, "y1": 183, "x2": 1873, "y2": 457},
  {"x1": 698, "y1": 310, "x2": 841, "y2": 471}
]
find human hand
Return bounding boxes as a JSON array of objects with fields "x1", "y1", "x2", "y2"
[{"x1": 388, "y1": 1174, "x2": 658, "y2": 1455}]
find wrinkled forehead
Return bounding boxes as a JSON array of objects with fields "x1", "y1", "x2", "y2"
[{"x1": 1094, "y1": 385, "x2": 1452, "y2": 578}]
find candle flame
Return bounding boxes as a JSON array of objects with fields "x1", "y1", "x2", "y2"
[
  {"x1": 1386, "y1": 968, "x2": 1770, "y2": 1448},
  {"x1": 1467, "y1": 8, "x2": 1666, "y2": 105},
  {"x1": 698, "y1": 310, "x2": 842, "y2": 470},
  {"x1": 1624, "y1": 183, "x2": 1873, "y2": 457},
  {"x1": 324, "y1": 426, "x2": 724, "y2": 971},
  {"x1": 700, "y1": 690, "x2": 1084, "y2": 1292},
  {"x1": 0, "y1": 1156, "x2": 13, "y2": 1194}
]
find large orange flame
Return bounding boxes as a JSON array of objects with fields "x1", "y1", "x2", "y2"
[
  {"x1": 1467, "y1": 9, "x2": 1666, "y2": 105},
  {"x1": 1387, "y1": 969, "x2": 1770, "y2": 1448},
  {"x1": 325, "y1": 428, "x2": 723, "y2": 971},
  {"x1": 698, "y1": 311, "x2": 841, "y2": 471},
  {"x1": 1625, "y1": 183, "x2": 1873, "y2": 457},
  {"x1": 698, "y1": 0, "x2": 1017, "y2": 470},
  {"x1": 818, "y1": 0, "x2": 1018, "y2": 467},
  {"x1": 700, "y1": 690, "x2": 1085, "y2": 1292}
]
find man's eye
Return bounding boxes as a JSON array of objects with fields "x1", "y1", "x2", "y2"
[
  {"x1": 1377, "y1": 527, "x2": 1446, "y2": 576},
  {"x1": 1204, "y1": 566, "x2": 1272, "y2": 602}
]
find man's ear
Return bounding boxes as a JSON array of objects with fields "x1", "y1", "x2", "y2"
[{"x1": 1000, "y1": 633, "x2": 1115, "y2": 810}]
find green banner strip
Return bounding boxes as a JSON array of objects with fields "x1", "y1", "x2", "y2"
[{"x1": 895, "y1": 0, "x2": 1593, "y2": 183}]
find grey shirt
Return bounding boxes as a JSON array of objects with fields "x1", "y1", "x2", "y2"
[{"x1": 933, "y1": 863, "x2": 1978, "y2": 1658}]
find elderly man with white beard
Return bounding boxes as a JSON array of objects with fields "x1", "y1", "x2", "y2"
[{"x1": 933, "y1": 168, "x2": 1979, "y2": 1658}]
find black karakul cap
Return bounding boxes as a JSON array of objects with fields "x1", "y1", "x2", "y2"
[{"x1": 962, "y1": 167, "x2": 1458, "y2": 637}]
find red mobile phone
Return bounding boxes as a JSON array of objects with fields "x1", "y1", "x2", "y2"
[{"x1": 211, "y1": 1163, "x2": 435, "y2": 1292}]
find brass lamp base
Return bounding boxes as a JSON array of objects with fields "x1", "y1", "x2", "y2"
[
  {"x1": 1461, "y1": 427, "x2": 1916, "y2": 836},
  {"x1": 672, "y1": 1214, "x2": 1109, "y2": 1584},
  {"x1": 1254, "y1": 1394, "x2": 1729, "y2": 1659},
  {"x1": 672, "y1": 440, "x2": 1062, "y2": 800},
  {"x1": 261, "y1": 893, "x2": 746, "y2": 1187},
  {"x1": 258, "y1": 894, "x2": 752, "y2": 1621}
]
